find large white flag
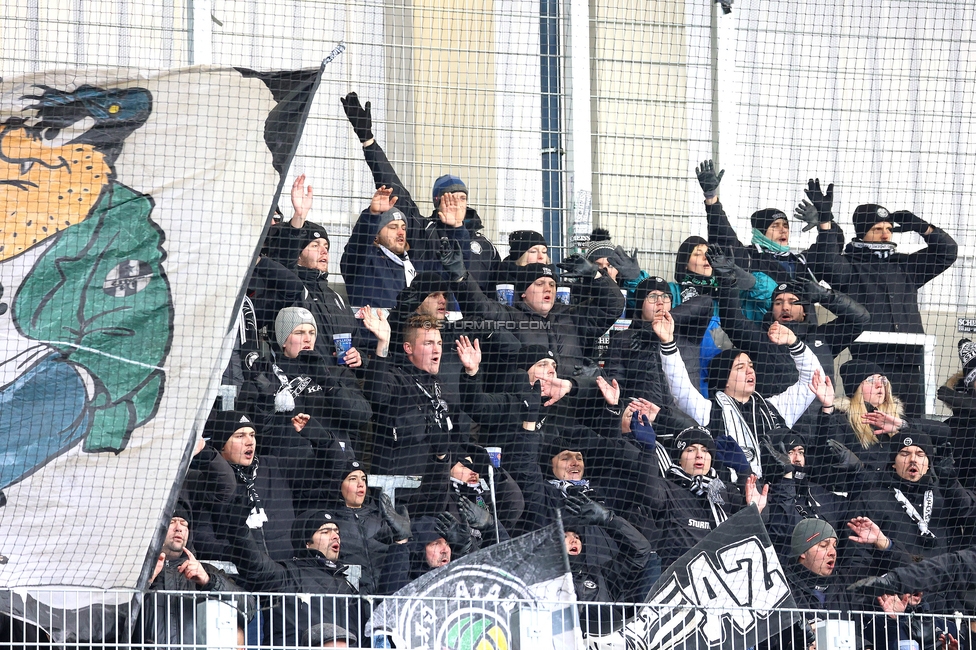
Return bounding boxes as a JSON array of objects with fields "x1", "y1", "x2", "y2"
[{"x1": 0, "y1": 65, "x2": 320, "y2": 589}]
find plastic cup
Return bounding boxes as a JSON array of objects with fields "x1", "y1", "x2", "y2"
[
  {"x1": 333, "y1": 332, "x2": 353, "y2": 365},
  {"x1": 486, "y1": 446, "x2": 502, "y2": 468},
  {"x1": 496, "y1": 284, "x2": 515, "y2": 306},
  {"x1": 556, "y1": 286, "x2": 571, "y2": 305}
]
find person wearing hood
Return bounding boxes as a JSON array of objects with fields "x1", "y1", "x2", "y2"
[
  {"x1": 191, "y1": 409, "x2": 297, "y2": 563},
  {"x1": 361, "y1": 309, "x2": 467, "y2": 475},
  {"x1": 325, "y1": 460, "x2": 412, "y2": 595},
  {"x1": 603, "y1": 275, "x2": 713, "y2": 444},
  {"x1": 340, "y1": 92, "x2": 470, "y2": 308},
  {"x1": 224, "y1": 509, "x2": 360, "y2": 647},
  {"x1": 847, "y1": 432, "x2": 976, "y2": 612},
  {"x1": 643, "y1": 427, "x2": 767, "y2": 570},
  {"x1": 666, "y1": 236, "x2": 755, "y2": 396},
  {"x1": 939, "y1": 339, "x2": 976, "y2": 493},
  {"x1": 712, "y1": 253, "x2": 869, "y2": 397},
  {"x1": 696, "y1": 161, "x2": 833, "y2": 321},
  {"x1": 821, "y1": 360, "x2": 950, "y2": 492},
  {"x1": 806, "y1": 202, "x2": 958, "y2": 419},
  {"x1": 655, "y1": 306, "x2": 826, "y2": 479},
  {"x1": 239, "y1": 307, "x2": 366, "y2": 509}
]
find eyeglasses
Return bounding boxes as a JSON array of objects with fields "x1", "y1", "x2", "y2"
[
  {"x1": 645, "y1": 293, "x2": 671, "y2": 304},
  {"x1": 864, "y1": 375, "x2": 889, "y2": 386}
]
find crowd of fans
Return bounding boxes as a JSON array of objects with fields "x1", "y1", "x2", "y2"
[{"x1": 148, "y1": 91, "x2": 976, "y2": 648}]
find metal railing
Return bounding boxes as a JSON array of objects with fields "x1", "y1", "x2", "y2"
[{"x1": 2, "y1": 589, "x2": 973, "y2": 650}]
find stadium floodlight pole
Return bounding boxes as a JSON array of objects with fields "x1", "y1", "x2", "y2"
[{"x1": 487, "y1": 464, "x2": 501, "y2": 545}]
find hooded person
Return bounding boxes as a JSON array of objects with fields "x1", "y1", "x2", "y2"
[
  {"x1": 806, "y1": 200, "x2": 958, "y2": 419},
  {"x1": 642, "y1": 426, "x2": 765, "y2": 569},
  {"x1": 655, "y1": 304, "x2": 826, "y2": 478},
  {"x1": 376, "y1": 515, "x2": 456, "y2": 594},
  {"x1": 761, "y1": 429, "x2": 851, "y2": 562},
  {"x1": 696, "y1": 161, "x2": 831, "y2": 322},
  {"x1": 664, "y1": 237, "x2": 731, "y2": 396}
]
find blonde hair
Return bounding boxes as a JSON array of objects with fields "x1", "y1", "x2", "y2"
[{"x1": 845, "y1": 382, "x2": 904, "y2": 449}]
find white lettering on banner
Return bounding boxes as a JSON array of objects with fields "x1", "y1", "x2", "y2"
[{"x1": 610, "y1": 537, "x2": 790, "y2": 650}]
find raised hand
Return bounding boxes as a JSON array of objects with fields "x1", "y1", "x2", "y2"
[
  {"x1": 379, "y1": 492, "x2": 412, "y2": 540},
  {"x1": 563, "y1": 493, "x2": 613, "y2": 526},
  {"x1": 809, "y1": 369, "x2": 835, "y2": 407},
  {"x1": 606, "y1": 246, "x2": 642, "y2": 282},
  {"x1": 847, "y1": 516, "x2": 890, "y2": 550},
  {"x1": 745, "y1": 474, "x2": 769, "y2": 513},
  {"x1": 340, "y1": 92, "x2": 374, "y2": 143},
  {"x1": 440, "y1": 237, "x2": 467, "y2": 282},
  {"x1": 651, "y1": 311, "x2": 675, "y2": 343},
  {"x1": 291, "y1": 412, "x2": 310, "y2": 432},
  {"x1": 369, "y1": 185, "x2": 398, "y2": 214},
  {"x1": 696, "y1": 159, "x2": 725, "y2": 199},
  {"x1": 456, "y1": 336, "x2": 482, "y2": 375},
  {"x1": 178, "y1": 548, "x2": 210, "y2": 586},
  {"x1": 361, "y1": 306, "x2": 391, "y2": 354},
  {"x1": 767, "y1": 321, "x2": 797, "y2": 346},
  {"x1": 290, "y1": 173, "x2": 313, "y2": 221},
  {"x1": 437, "y1": 191, "x2": 465, "y2": 227},
  {"x1": 595, "y1": 376, "x2": 620, "y2": 406},
  {"x1": 458, "y1": 497, "x2": 494, "y2": 531}
]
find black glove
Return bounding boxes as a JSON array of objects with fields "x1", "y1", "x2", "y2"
[
  {"x1": 630, "y1": 412, "x2": 656, "y2": 448},
  {"x1": 458, "y1": 497, "x2": 494, "y2": 531},
  {"x1": 933, "y1": 449, "x2": 958, "y2": 481},
  {"x1": 435, "y1": 512, "x2": 473, "y2": 554},
  {"x1": 378, "y1": 492, "x2": 412, "y2": 540},
  {"x1": 762, "y1": 439, "x2": 805, "y2": 480},
  {"x1": 696, "y1": 159, "x2": 725, "y2": 199},
  {"x1": 439, "y1": 237, "x2": 467, "y2": 282},
  {"x1": 890, "y1": 210, "x2": 930, "y2": 234},
  {"x1": 793, "y1": 200, "x2": 820, "y2": 233},
  {"x1": 804, "y1": 179, "x2": 834, "y2": 226},
  {"x1": 522, "y1": 380, "x2": 542, "y2": 423},
  {"x1": 557, "y1": 254, "x2": 598, "y2": 279},
  {"x1": 705, "y1": 246, "x2": 756, "y2": 291},
  {"x1": 848, "y1": 573, "x2": 902, "y2": 597},
  {"x1": 606, "y1": 246, "x2": 642, "y2": 282},
  {"x1": 797, "y1": 278, "x2": 831, "y2": 305},
  {"x1": 827, "y1": 439, "x2": 863, "y2": 471},
  {"x1": 340, "y1": 92, "x2": 374, "y2": 143},
  {"x1": 563, "y1": 493, "x2": 613, "y2": 526}
]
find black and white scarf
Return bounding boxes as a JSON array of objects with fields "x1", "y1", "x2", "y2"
[
  {"x1": 714, "y1": 391, "x2": 783, "y2": 477},
  {"x1": 232, "y1": 458, "x2": 268, "y2": 529},
  {"x1": 892, "y1": 487, "x2": 937, "y2": 546},
  {"x1": 851, "y1": 240, "x2": 897, "y2": 260},
  {"x1": 668, "y1": 466, "x2": 728, "y2": 525}
]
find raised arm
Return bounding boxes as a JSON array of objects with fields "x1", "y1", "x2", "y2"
[
  {"x1": 656, "y1": 312, "x2": 711, "y2": 425},
  {"x1": 767, "y1": 323, "x2": 822, "y2": 427}
]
